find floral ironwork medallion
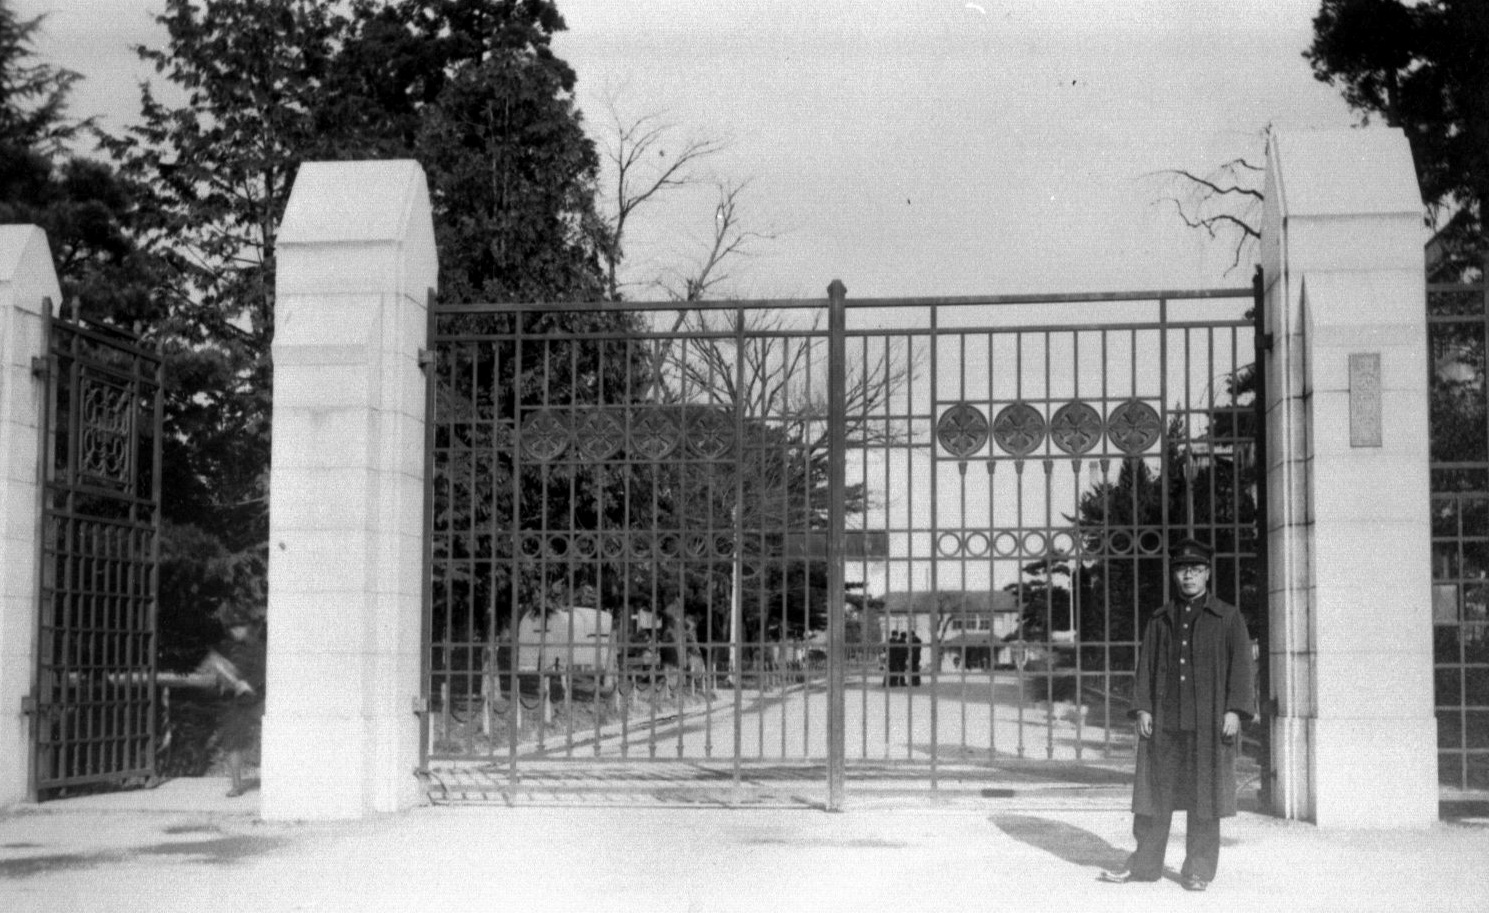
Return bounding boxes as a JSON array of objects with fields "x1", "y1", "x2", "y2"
[
  {"x1": 520, "y1": 409, "x2": 570, "y2": 461},
  {"x1": 991, "y1": 402, "x2": 1046, "y2": 456},
  {"x1": 1107, "y1": 399, "x2": 1162, "y2": 454},
  {"x1": 574, "y1": 409, "x2": 624, "y2": 461},
  {"x1": 79, "y1": 376, "x2": 133, "y2": 487},
  {"x1": 936, "y1": 403, "x2": 990, "y2": 458},
  {"x1": 629, "y1": 408, "x2": 682, "y2": 461},
  {"x1": 1049, "y1": 401, "x2": 1103, "y2": 455},
  {"x1": 687, "y1": 408, "x2": 734, "y2": 459}
]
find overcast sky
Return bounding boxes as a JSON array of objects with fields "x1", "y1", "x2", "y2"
[{"x1": 19, "y1": 0, "x2": 1358, "y2": 298}]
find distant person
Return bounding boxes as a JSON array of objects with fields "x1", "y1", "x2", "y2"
[
  {"x1": 1101, "y1": 539, "x2": 1254, "y2": 892},
  {"x1": 201, "y1": 612, "x2": 266, "y2": 798},
  {"x1": 907, "y1": 631, "x2": 923, "y2": 687}
]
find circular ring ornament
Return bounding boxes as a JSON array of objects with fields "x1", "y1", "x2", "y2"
[
  {"x1": 994, "y1": 531, "x2": 1021, "y2": 557},
  {"x1": 520, "y1": 410, "x2": 570, "y2": 461},
  {"x1": 992, "y1": 402, "x2": 1047, "y2": 456},
  {"x1": 1049, "y1": 401, "x2": 1104, "y2": 455},
  {"x1": 687, "y1": 408, "x2": 735, "y2": 459},
  {"x1": 1138, "y1": 530, "x2": 1165, "y2": 555},
  {"x1": 575, "y1": 410, "x2": 625, "y2": 461},
  {"x1": 937, "y1": 403, "x2": 990, "y2": 458},
  {"x1": 1107, "y1": 400, "x2": 1162, "y2": 454},
  {"x1": 601, "y1": 534, "x2": 626, "y2": 559},
  {"x1": 574, "y1": 534, "x2": 599, "y2": 558},
  {"x1": 547, "y1": 535, "x2": 569, "y2": 558},
  {"x1": 631, "y1": 533, "x2": 655, "y2": 558},
  {"x1": 1051, "y1": 531, "x2": 1077, "y2": 556},
  {"x1": 1022, "y1": 531, "x2": 1048, "y2": 556},
  {"x1": 1108, "y1": 531, "x2": 1134, "y2": 555},
  {"x1": 519, "y1": 534, "x2": 544, "y2": 559},
  {"x1": 937, "y1": 532, "x2": 963, "y2": 557},
  {"x1": 964, "y1": 531, "x2": 991, "y2": 557},
  {"x1": 629, "y1": 409, "x2": 682, "y2": 461}
]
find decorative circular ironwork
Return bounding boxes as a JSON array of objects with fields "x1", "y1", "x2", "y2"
[
  {"x1": 964, "y1": 531, "x2": 991, "y2": 557},
  {"x1": 993, "y1": 531, "x2": 1021, "y2": 557},
  {"x1": 1022, "y1": 531, "x2": 1048, "y2": 555},
  {"x1": 1138, "y1": 530, "x2": 1165, "y2": 555},
  {"x1": 687, "y1": 408, "x2": 734, "y2": 459},
  {"x1": 937, "y1": 403, "x2": 990, "y2": 458},
  {"x1": 519, "y1": 534, "x2": 544, "y2": 559},
  {"x1": 937, "y1": 532, "x2": 963, "y2": 557},
  {"x1": 713, "y1": 535, "x2": 735, "y2": 558},
  {"x1": 574, "y1": 534, "x2": 599, "y2": 558},
  {"x1": 1107, "y1": 400, "x2": 1162, "y2": 454},
  {"x1": 658, "y1": 535, "x2": 682, "y2": 558},
  {"x1": 991, "y1": 402, "x2": 1046, "y2": 456},
  {"x1": 520, "y1": 410, "x2": 570, "y2": 461},
  {"x1": 601, "y1": 534, "x2": 626, "y2": 559},
  {"x1": 1051, "y1": 531, "x2": 1077, "y2": 556},
  {"x1": 574, "y1": 410, "x2": 624, "y2": 461},
  {"x1": 1049, "y1": 401, "x2": 1103, "y2": 455},
  {"x1": 629, "y1": 409, "x2": 681, "y2": 461},
  {"x1": 547, "y1": 535, "x2": 569, "y2": 557},
  {"x1": 630, "y1": 533, "x2": 654, "y2": 558},
  {"x1": 1108, "y1": 531, "x2": 1134, "y2": 555}
]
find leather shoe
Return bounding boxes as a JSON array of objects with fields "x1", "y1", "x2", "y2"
[
  {"x1": 1181, "y1": 875, "x2": 1209, "y2": 892},
  {"x1": 1098, "y1": 869, "x2": 1155, "y2": 884}
]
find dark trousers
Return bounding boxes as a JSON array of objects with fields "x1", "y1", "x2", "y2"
[
  {"x1": 1127, "y1": 729, "x2": 1222, "y2": 881},
  {"x1": 1127, "y1": 810, "x2": 1220, "y2": 881}
]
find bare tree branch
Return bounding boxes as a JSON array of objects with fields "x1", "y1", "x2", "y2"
[
  {"x1": 1147, "y1": 126, "x2": 1269, "y2": 275},
  {"x1": 597, "y1": 90, "x2": 728, "y2": 300}
]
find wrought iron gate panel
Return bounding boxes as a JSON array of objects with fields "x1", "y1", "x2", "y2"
[
  {"x1": 425, "y1": 299, "x2": 840, "y2": 785},
  {"x1": 839, "y1": 289, "x2": 1263, "y2": 787},
  {"x1": 31, "y1": 306, "x2": 164, "y2": 799},
  {"x1": 423, "y1": 287, "x2": 1264, "y2": 801}
]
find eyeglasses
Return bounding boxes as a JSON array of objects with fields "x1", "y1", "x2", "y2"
[{"x1": 1174, "y1": 565, "x2": 1209, "y2": 576}]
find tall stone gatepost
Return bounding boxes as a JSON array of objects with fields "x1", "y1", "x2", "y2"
[
  {"x1": 1260, "y1": 127, "x2": 1437, "y2": 827},
  {"x1": 262, "y1": 161, "x2": 437, "y2": 820},
  {"x1": 0, "y1": 226, "x2": 60, "y2": 809}
]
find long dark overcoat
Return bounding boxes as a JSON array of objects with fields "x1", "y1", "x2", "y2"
[{"x1": 1130, "y1": 594, "x2": 1255, "y2": 819}]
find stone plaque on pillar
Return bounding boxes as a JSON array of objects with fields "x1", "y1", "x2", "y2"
[{"x1": 1349, "y1": 353, "x2": 1382, "y2": 448}]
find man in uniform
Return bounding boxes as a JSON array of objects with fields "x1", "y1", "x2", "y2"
[{"x1": 1101, "y1": 538, "x2": 1255, "y2": 892}]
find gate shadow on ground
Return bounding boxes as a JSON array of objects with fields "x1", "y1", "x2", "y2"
[{"x1": 990, "y1": 814, "x2": 1128, "y2": 870}]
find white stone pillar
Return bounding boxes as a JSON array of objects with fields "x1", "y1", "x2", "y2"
[
  {"x1": 1260, "y1": 128, "x2": 1437, "y2": 827},
  {"x1": 0, "y1": 226, "x2": 60, "y2": 809},
  {"x1": 261, "y1": 161, "x2": 436, "y2": 820}
]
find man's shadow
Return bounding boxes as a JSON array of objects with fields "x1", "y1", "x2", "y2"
[{"x1": 990, "y1": 814, "x2": 1128, "y2": 872}]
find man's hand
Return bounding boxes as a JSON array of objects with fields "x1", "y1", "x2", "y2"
[
  {"x1": 1222, "y1": 711, "x2": 1240, "y2": 741},
  {"x1": 1136, "y1": 711, "x2": 1153, "y2": 739},
  {"x1": 233, "y1": 680, "x2": 255, "y2": 697}
]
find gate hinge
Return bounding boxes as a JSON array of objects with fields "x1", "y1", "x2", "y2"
[
  {"x1": 412, "y1": 695, "x2": 429, "y2": 715},
  {"x1": 417, "y1": 349, "x2": 435, "y2": 373},
  {"x1": 20, "y1": 694, "x2": 37, "y2": 715},
  {"x1": 30, "y1": 356, "x2": 48, "y2": 379}
]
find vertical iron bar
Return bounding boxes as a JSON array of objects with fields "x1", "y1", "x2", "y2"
[
  {"x1": 419, "y1": 291, "x2": 436, "y2": 768},
  {"x1": 826, "y1": 280, "x2": 847, "y2": 811},
  {"x1": 1251, "y1": 266, "x2": 1273, "y2": 808}
]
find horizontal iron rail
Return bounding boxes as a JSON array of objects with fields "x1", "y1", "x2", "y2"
[
  {"x1": 434, "y1": 286, "x2": 1253, "y2": 315},
  {"x1": 431, "y1": 320, "x2": 1252, "y2": 344}
]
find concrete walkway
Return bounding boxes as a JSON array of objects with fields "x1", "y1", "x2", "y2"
[{"x1": 2, "y1": 778, "x2": 1485, "y2": 912}]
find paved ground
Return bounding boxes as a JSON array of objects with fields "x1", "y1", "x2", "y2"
[{"x1": 2, "y1": 778, "x2": 1486, "y2": 913}]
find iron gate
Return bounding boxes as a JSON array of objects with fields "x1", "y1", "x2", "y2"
[
  {"x1": 26, "y1": 303, "x2": 164, "y2": 799},
  {"x1": 422, "y1": 283, "x2": 1265, "y2": 806}
]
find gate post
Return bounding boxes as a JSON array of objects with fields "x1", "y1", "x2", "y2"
[
  {"x1": 1260, "y1": 128, "x2": 1437, "y2": 827},
  {"x1": 0, "y1": 226, "x2": 59, "y2": 809},
  {"x1": 826, "y1": 280, "x2": 847, "y2": 811},
  {"x1": 262, "y1": 161, "x2": 437, "y2": 820}
]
